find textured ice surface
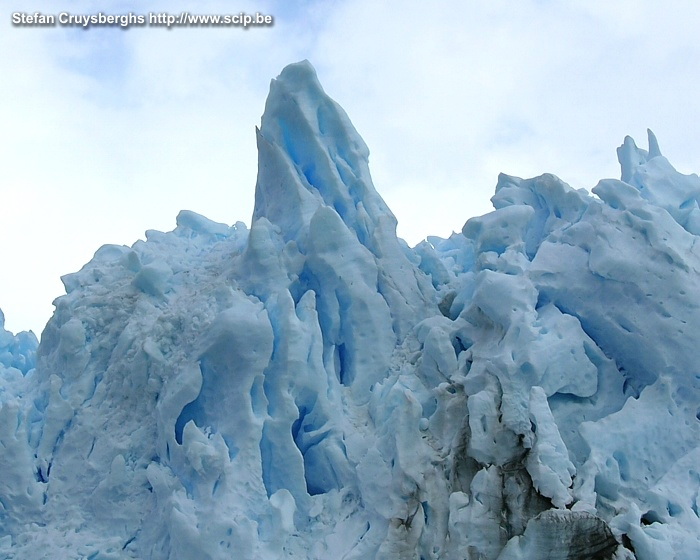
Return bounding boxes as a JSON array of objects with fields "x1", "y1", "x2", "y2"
[{"x1": 1, "y1": 62, "x2": 699, "y2": 559}]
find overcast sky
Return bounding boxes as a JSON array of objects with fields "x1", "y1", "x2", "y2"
[{"x1": 2, "y1": 0, "x2": 700, "y2": 335}]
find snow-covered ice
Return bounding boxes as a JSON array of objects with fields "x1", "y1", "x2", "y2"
[{"x1": 0, "y1": 61, "x2": 698, "y2": 559}]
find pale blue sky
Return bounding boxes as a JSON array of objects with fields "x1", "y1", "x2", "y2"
[{"x1": 2, "y1": 0, "x2": 700, "y2": 334}]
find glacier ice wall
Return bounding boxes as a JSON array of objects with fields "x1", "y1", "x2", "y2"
[{"x1": 1, "y1": 61, "x2": 699, "y2": 560}]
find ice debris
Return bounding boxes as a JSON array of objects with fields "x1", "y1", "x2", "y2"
[{"x1": 0, "y1": 61, "x2": 699, "y2": 559}]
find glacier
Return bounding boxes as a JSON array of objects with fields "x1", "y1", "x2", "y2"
[{"x1": 1, "y1": 60, "x2": 699, "y2": 560}]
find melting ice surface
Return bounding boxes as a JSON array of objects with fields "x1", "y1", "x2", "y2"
[{"x1": 1, "y1": 61, "x2": 700, "y2": 560}]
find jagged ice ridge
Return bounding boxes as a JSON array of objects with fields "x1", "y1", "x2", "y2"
[{"x1": 1, "y1": 61, "x2": 699, "y2": 559}]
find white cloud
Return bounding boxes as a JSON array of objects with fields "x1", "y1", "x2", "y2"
[
  {"x1": 301, "y1": 0, "x2": 700, "y2": 238},
  {"x1": 1, "y1": 0, "x2": 700, "y2": 334}
]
